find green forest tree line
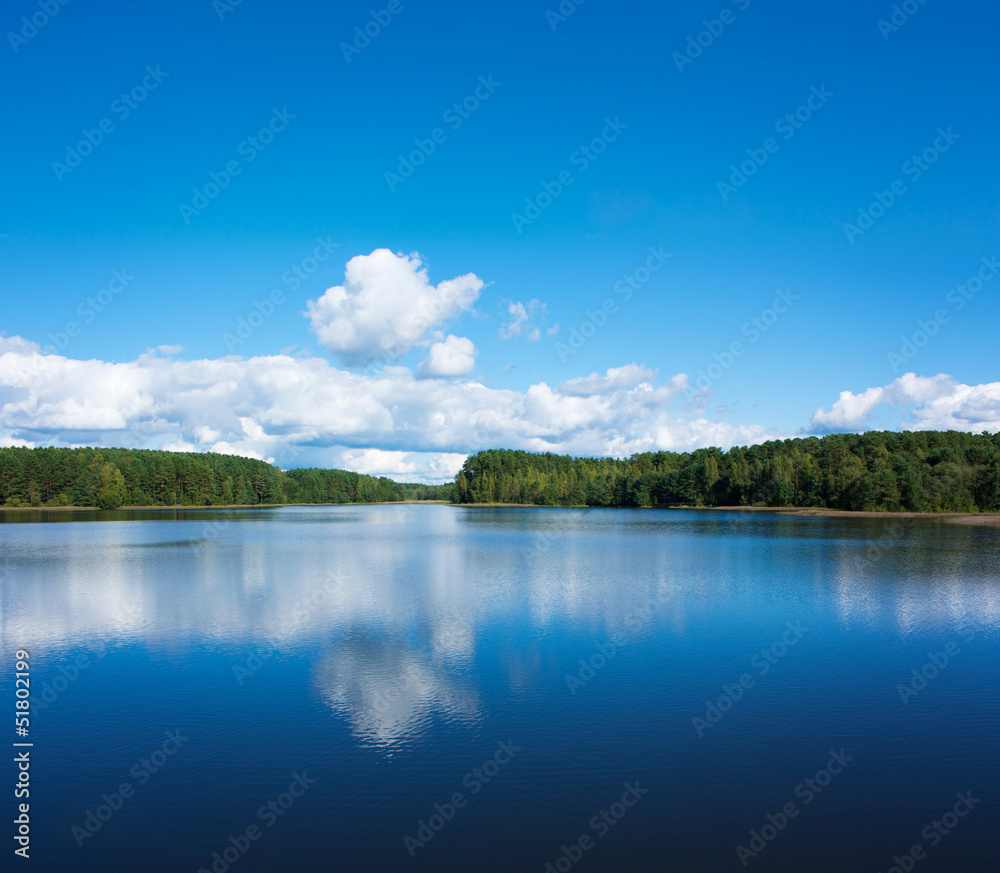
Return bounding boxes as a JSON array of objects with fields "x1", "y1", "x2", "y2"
[
  {"x1": 5, "y1": 430, "x2": 998, "y2": 513},
  {"x1": 0, "y1": 446, "x2": 406, "y2": 509},
  {"x1": 453, "y1": 430, "x2": 1000, "y2": 512}
]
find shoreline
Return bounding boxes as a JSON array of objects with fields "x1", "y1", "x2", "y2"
[
  {"x1": 3, "y1": 502, "x2": 998, "y2": 526},
  {"x1": 0, "y1": 503, "x2": 284, "y2": 512},
  {"x1": 453, "y1": 503, "x2": 1000, "y2": 525},
  {"x1": 0, "y1": 501, "x2": 408, "y2": 512},
  {"x1": 700, "y1": 505, "x2": 1000, "y2": 526}
]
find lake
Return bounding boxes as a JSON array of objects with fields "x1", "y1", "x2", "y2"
[{"x1": 2, "y1": 505, "x2": 998, "y2": 871}]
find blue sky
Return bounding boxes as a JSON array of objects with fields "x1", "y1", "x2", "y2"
[{"x1": 1, "y1": 0, "x2": 998, "y2": 480}]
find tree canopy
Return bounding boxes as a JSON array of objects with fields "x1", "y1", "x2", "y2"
[
  {"x1": 453, "y1": 431, "x2": 1000, "y2": 512},
  {"x1": 4, "y1": 430, "x2": 997, "y2": 513},
  {"x1": 0, "y1": 446, "x2": 405, "y2": 508}
]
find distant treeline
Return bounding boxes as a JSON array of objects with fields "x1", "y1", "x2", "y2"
[
  {"x1": 5, "y1": 429, "x2": 998, "y2": 513},
  {"x1": 400, "y1": 482, "x2": 456, "y2": 501},
  {"x1": 453, "y1": 431, "x2": 1000, "y2": 512},
  {"x1": 0, "y1": 447, "x2": 405, "y2": 509}
]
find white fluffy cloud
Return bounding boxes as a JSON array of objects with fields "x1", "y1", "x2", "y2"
[
  {"x1": 417, "y1": 335, "x2": 477, "y2": 378},
  {"x1": 0, "y1": 338, "x2": 778, "y2": 482},
  {"x1": 305, "y1": 249, "x2": 483, "y2": 365},
  {"x1": 558, "y1": 364, "x2": 659, "y2": 397},
  {"x1": 810, "y1": 373, "x2": 1000, "y2": 433},
  {"x1": 333, "y1": 448, "x2": 469, "y2": 482},
  {"x1": 6, "y1": 328, "x2": 996, "y2": 485},
  {"x1": 498, "y1": 299, "x2": 556, "y2": 342}
]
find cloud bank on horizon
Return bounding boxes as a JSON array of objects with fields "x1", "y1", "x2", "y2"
[{"x1": 2, "y1": 250, "x2": 998, "y2": 483}]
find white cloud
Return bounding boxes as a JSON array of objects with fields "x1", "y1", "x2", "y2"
[
  {"x1": 810, "y1": 372, "x2": 1000, "y2": 433},
  {"x1": 558, "y1": 364, "x2": 659, "y2": 396},
  {"x1": 809, "y1": 386, "x2": 888, "y2": 432},
  {"x1": 6, "y1": 327, "x2": 997, "y2": 484},
  {"x1": 417, "y1": 335, "x2": 477, "y2": 378},
  {"x1": 498, "y1": 299, "x2": 553, "y2": 342},
  {"x1": 334, "y1": 448, "x2": 467, "y2": 482},
  {"x1": 0, "y1": 337, "x2": 782, "y2": 482},
  {"x1": 305, "y1": 249, "x2": 483, "y2": 365}
]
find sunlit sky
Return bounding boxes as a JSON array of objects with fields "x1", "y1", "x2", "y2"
[{"x1": 1, "y1": 0, "x2": 997, "y2": 481}]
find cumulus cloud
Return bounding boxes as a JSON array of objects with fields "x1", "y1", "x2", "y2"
[
  {"x1": 810, "y1": 385, "x2": 889, "y2": 432},
  {"x1": 417, "y1": 335, "x2": 477, "y2": 378},
  {"x1": 0, "y1": 337, "x2": 779, "y2": 482},
  {"x1": 498, "y1": 299, "x2": 555, "y2": 342},
  {"x1": 558, "y1": 364, "x2": 659, "y2": 397},
  {"x1": 334, "y1": 448, "x2": 468, "y2": 482},
  {"x1": 810, "y1": 373, "x2": 1000, "y2": 433},
  {"x1": 305, "y1": 249, "x2": 483, "y2": 365},
  {"x1": 6, "y1": 328, "x2": 997, "y2": 484}
]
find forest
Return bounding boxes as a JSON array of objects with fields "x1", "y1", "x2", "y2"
[
  {"x1": 453, "y1": 430, "x2": 1000, "y2": 512},
  {"x1": 4, "y1": 430, "x2": 998, "y2": 513},
  {"x1": 0, "y1": 446, "x2": 405, "y2": 509}
]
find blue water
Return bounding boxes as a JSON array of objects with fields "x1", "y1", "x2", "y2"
[{"x1": 1, "y1": 505, "x2": 998, "y2": 871}]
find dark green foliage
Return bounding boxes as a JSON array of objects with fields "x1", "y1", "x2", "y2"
[
  {"x1": 95, "y1": 462, "x2": 127, "y2": 509},
  {"x1": 399, "y1": 482, "x2": 456, "y2": 501},
  {"x1": 454, "y1": 431, "x2": 1000, "y2": 512},
  {"x1": 5, "y1": 430, "x2": 997, "y2": 513},
  {"x1": 282, "y1": 467, "x2": 404, "y2": 504},
  {"x1": 0, "y1": 447, "x2": 405, "y2": 508}
]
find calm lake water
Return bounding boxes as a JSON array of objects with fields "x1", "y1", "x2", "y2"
[{"x1": 2, "y1": 505, "x2": 998, "y2": 871}]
